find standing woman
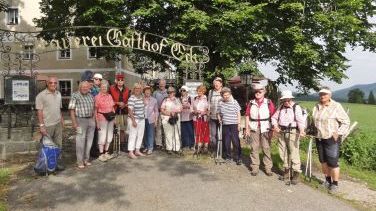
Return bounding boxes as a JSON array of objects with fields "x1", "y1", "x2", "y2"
[
  {"x1": 180, "y1": 85, "x2": 195, "y2": 150},
  {"x1": 95, "y1": 80, "x2": 115, "y2": 162},
  {"x1": 192, "y1": 85, "x2": 210, "y2": 153},
  {"x1": 127, "y1": 83, "x2": 146, "y2": 159},
  {"x1": 313, "y1": 87, "x2": 350, "y2": 194},
  {"x1": 143, "y1": 86, "x2": 158, "y2": 155},
  {"x1": 161, "y1": 87, "x2": 183, "y2": 153}
]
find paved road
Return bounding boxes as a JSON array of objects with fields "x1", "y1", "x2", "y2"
[{"x1": 8, "y1": 152, "x2": 355, "y2": 211}]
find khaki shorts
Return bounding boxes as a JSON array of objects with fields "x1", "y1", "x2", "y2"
[{"x1": 115, "y1": 114, "x2": 128, "y2": 131}]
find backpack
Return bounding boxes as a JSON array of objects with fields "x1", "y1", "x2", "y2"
[
  {"x1": 34, "y1": 135, "x2": 61, "y2": 176},
  {"x1": 247, "y1": 99, "x2": 274, "y2": 122},
  {"x1": 277, "y1": 103, "x2": 308, "y2": 129}
]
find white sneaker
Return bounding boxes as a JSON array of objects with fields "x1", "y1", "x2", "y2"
[
  {"x1": 98, "y1": 154, "x2": 107, "y2": 162},
  {"x1": 104, "y1": 153, "x2": 114, "y2": 160}
]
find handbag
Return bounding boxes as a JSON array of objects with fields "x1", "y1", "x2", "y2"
[
  {"x1": 99, "y1": 112, "x2": 116, "y2": 121},
  {"x1": 168, "y1": 114, "x2": 178, "y2": 125}
]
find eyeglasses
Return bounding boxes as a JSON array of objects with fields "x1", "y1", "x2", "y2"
[
  {"x1": 93, "y1": 78, "x2": 102, "y2": 81},
  {"x1": 255, "y1": 90, "x2": 263, "y2": 94},
  {"x1": 48, "y1": 82, "x2": 58, "y2": 84},
  {"x1": 181, "y1": 90, "x2": 186, "y2": 92},
  {"x1": 168, "y1": 91, "x2": 175, "y2": 94},
  {"x1": 117, "y1": 79, "x2": 124, "y2": 81}
]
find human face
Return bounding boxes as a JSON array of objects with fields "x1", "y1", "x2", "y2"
[
  {"x1": 181, "y1": 89, "x2": 187, "y2": 96},
  {"x1": 116, "y1": 78, "x2": 124, "y2": 87},
  {"x1": 168, "y1": 90, "x2": 175, "y2": 98},
  {"x1": 80, "y1": 82, "x2": 90, "y2": 95},
  {"x1": 47, "y1": 77, "x2": 58, "y2": 92},
  {"x1": 319, "y1": 92, "x2": 331, "y2": 104},
  {"x1": 254, "y1": 89, "x2": 265, "y2": 100},
  {"x1": 222, "y1": 92, "x2": 231, "y2": 101},
  {"x1": 144, "y1": 89, "x2": 151, "y2": 97},
  {"x1": 282, "y1": 99, "x2": 292, "y2": 107},
  {"x1": 100, "y1": 83, "x2": 108, "y2": 93},
  {"x1": 213, "y1": 80, "x2": 222, "y2": 90},
  {"x1": 93, "y1": 77, "x2": 102, "y2": 86},
  {"x1": 159, "y1": 80, "x2": 166, "y2": 90},
  {"x1": 197, "y1": 89, "x2": 203, "y2": 97},
  {"x1": 134, "y1": 86, "x2": 142, "y2": 96}
]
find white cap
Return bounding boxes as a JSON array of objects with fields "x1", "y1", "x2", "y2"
[
  {"x1": 180, "y1": 85, "x2": 189, "y2": 91},
  {"x1": 93, "y1": 73, "x2": 103, "y2": 79},
  {"x1": 252, "y1": 83, "x2": 265, "y2": 90},
  {"x1": 319, "y1": 88, "x2": 332, "y2": 94},
  {"x1": 280, "y1": 90, "x2": 295, "y2": 100}
]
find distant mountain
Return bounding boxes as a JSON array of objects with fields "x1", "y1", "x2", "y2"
[
  {"x1": 332, "y1": 83, "x2": 376, "y2": 101},
  {"x1": 295, "y1": 83, "x2": 376, "y2": 102}
]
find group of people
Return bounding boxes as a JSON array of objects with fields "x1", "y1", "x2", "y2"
[{"x1": 35, "y1": 72, "x2": 350, "y2": 194}]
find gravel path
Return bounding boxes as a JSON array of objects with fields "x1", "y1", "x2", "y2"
[{"x1": 7, "y1": 151, "x2": 356, "y2": 211}]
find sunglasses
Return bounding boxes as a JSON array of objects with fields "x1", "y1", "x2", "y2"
[
  {"x1": 93, "y1": 78, "x2": 102, "y2": 81},
  {"x1": 48, "y1": 82, "x2": 58, "y2": 84},
  {"x1": 168, "y1": 91, "x2": 175, "y2": 94},
  {"x1": 117, "y1": 79, "x2": 124, "y2": 81},
  {"x1": 181, "y1": 90, "x2": 186, "y2": 92}
]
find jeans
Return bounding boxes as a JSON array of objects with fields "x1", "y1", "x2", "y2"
[
  {"x1": 181, "y1": 120, "x2": 195, "y2": 148},
  {"x1": 222, "y1": 124, "x2": 241, "y2": 160},
  {"x1": 144, "y1": 119, "x2": 155, "y2": 150}
]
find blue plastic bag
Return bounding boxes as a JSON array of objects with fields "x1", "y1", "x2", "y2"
[{"x1": 34, "y1": 136, "x2": 61, "y2": 175}]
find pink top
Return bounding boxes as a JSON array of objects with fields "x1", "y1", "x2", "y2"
[
  {"x1": 271, "y1": 102, "x2": 305, "y2": 130},
  {"x1": 180, "y1": 95, "x2": 193, "y2": 122},
  {"x1": 95, "y1": 93, "x2": 115, "y2": 122},
  {"x1": 192, "y1": 95, "x2": 209, "y2": 121}
]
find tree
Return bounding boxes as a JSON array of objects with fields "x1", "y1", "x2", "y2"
[
  {"x1": 348, "y1": 88, "x2": 365, "y2": 104},
  {"x1": 368, "y1": 91, "x2": 375, "y2": 105},
  {"x1": 34, "y1": 0, "x2": 376, "y2": 91}
]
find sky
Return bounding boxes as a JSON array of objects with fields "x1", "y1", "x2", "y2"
[{"x1": 260, "y1": 47, "x2": 376, "y2": 92}]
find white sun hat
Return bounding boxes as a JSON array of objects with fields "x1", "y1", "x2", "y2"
[
  {"x1": 252, "y1": 83, "x2": 265, "y2": 90},
  {"x1": 93, "y1": 73, "x2": 103, "y2": 79},
  {"x1": 180, "y1": 85, "x2": 189, "y2": 91},
  {"x1": 319, "y1": 88, "x2": 332, "y2": 94},
  {"x1": 280, "y1": 90, "x2": 295, "y2": 100}
]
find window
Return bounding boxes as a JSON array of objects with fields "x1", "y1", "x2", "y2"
[
  {"x1": 7, "y1": 8, "x2": 19, "y2": 25},
  {"x1": 88, "y1": 47, "x2": 97, "y2": 59},
  {"x1": 22, "y1": 45, "x2": 34, "y2": 60},
  {"x1": 58, "y1": 80, "x2": 72, "y2": 97},
  {"x1": 58, "y1": 49, "x2": 71, "y2": 60}
]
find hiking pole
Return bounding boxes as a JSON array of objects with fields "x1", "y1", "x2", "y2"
[
  {"x1": 285, "y1": 124, "x2": 293, "y2": 186},
  {"x1": 215, "y1": 122, "x2": 225, "y2": 164}
]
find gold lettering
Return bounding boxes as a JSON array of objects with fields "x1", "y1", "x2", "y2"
[
  {"x1": 142, "y1": 34, "x2": 150, "y2": 51},
  {"x1": 135, "y1": 32, "x2": 142, "y2": 49},
  {"x1": 91, "y1": 36, "x2": 98, "y2": 47},
  {"x1": 159, "y1": 39, "x2": 168, "y2": 54},
  {"x1": 82, "y1": 36, "x2": 91, "y2": 47},
  {"x1": 151, "y1": 43, "x2": 159, "y2": 52},
  {"x1": 106, "y1": 28, "x2": 122, "y2": 46},
  {"x1": 122, "y1": 36, "x2": 132, "y2": 48},
  {"x1": 50, "y1": 39, "x2": 61, "y2": 50},
  {"x1": 98, "y1": 36, "x2": 103, "y2": 46}
]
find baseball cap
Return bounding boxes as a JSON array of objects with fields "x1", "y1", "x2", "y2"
[{"x1": 93, "y1": 73, "x2": 103, "y2": 79}]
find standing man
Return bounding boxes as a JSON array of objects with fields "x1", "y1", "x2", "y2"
[
  {"x1": 109, "y1": 73, "x2": 130, "y2": 152},
  {"x1": 272, "y1": 90, "x2": 306, "y2": 184},
  {"x1": 217, "y1": 87, "x2": 242, "y2": 165},
  {"x1": 91, "y1": 73, "x2": 103, "y2": 97},
  {"x1": 36, "y1": 76, "x2": 65, "y2": 171},
  {"x1": 245, "y1": 84, "x2": 276, "y2": 176},
  {"x1": 153, "y1": 79, "x2": 168, "y2": 149},
  {"x1": 313, "y1": 87, "x2": 350, "y2": 194},
  {"x1": 208, "y1": 77, "x2": 223, "y2": 150},
  {"x1": 68, "y1": 81, "x2": 95, "y2": 169}
]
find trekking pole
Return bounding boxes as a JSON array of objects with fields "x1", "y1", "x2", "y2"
[
  {"x1": 286, "y1": 124, "x2": 292, "y2": 186},
  {"x1": 215, "y1": 122, "x2": 225, "y2": 164}
]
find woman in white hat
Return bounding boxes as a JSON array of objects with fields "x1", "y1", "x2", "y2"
[
  {"x1": 160, "y1": 86, "x2": 183, "y2": 153},
  {"x1": 312, "y1": 87, "x2": 350, "y2": 194},
  {"x1": 271, "y1": 90, "x2": 306, "y2": 184},
  {"x1": 180, "y1": 85, "x2": 195, "y2": 150}
]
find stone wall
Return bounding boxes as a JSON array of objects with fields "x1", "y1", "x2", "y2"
[{"x1": 0, "y1": 127, "x2": 38, "y2": 160}]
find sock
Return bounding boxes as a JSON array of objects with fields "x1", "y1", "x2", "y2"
[
  {"x1": 326, "y1": 176, "x2": 332, "y2": 184},
  {"x1": 332, "y1": 181, "x2": 338, "y2": 186}
]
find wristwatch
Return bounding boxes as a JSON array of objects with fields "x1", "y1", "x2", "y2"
[{"x1": 39, "y1": 124, "x2": 45, "y2": 127}]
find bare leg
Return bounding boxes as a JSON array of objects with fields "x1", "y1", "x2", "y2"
[{"x1": 331, "y1": 167, "x2": 340, "y2": 181}]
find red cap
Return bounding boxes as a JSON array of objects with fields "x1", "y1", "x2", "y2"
[{"x1": 116, "y1": 73, "x2": 124, "y2": 80}]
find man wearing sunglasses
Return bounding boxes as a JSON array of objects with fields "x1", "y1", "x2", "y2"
[
  {"x1": 109, "y1": 73, "x2": 130, "y2": 152},
  {"x1": 35, "y1": 76, "x2": 65, "y2": 171},
  {"x1": 90, "y1": 73, "x2": 103, "y2": 97}
]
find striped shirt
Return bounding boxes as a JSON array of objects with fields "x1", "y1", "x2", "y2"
[
  {"x1": 128, "y1": 95, "x2": 145, "y2": 119},
  {"x1": 68, "y1": 92, "x2": 94, "y2": 118},
  {"x1": 217, "y1": 98, "x2": 241, "y2": 125},
  {"x1": 313, "y1": 100, "x2": 350, "y2": 139},
  {"x1": 208, "y1": 89, "x2": 222, "y2": 119}
]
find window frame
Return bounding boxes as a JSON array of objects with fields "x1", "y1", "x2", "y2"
[
  {"x1": 58, "y1": 79, "x2": 73, "y2": 97},
  {"x1": 57, "y1": 49, "x2": 72, "y2": 60},
  {"x1": 22, "y1": 45, "x2": 35, "y2": 60},
  {"x1": 6, "y1": 8, "x2": 19, "y2": 25}
]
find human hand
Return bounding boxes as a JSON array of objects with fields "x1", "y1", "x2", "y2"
[
  {"x1": 40, "y1": 126, "x2": 48, "y2": 136},
  {"x1": 132, "y1": 120, "x2": 137, "y2": 127},
  {"x1": 245, "y1": 129, "x2": 251, "y2": 137},
  {"x1": 273, "y1": 126, "x2": 281, "y2": 133},
  {"x1": 333, "y1": 132, "x2": 339, "y2": 141},
  {"x1": 299, "y1": 130, "x2": 306, "y2": 137}
]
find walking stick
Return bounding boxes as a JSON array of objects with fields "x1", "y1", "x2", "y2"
[
  {"x1": 305, "y1": 137, "x2": 313, "y2": 181},
  {"x1": 285, "y1": 124, "x2": 293, "y2": 186},
  {"x1": 215, "y1": 123, "x2": 225, "y2": 164}
]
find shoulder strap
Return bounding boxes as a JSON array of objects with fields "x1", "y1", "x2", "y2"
[{"x1": 208, "y1": 90, "x2": 213, "y2": 102}]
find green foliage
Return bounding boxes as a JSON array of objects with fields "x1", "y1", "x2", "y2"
[
  {"x1": 348, "y1": 88, "x2": 365, "y2": 103},
  {"x1": 341, "y1": 132, "x2": 376, "y2": 171},
  {"x1": 34, "y1": 0, "x2": 376, "y2": 91},
  {"x1": 368, "y1": 91, "x2": 375, "y2": 105}
]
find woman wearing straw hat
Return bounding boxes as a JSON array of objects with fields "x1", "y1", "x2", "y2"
[{"x1": 271, "y1": 90, "x2": 306, "y2": 184}]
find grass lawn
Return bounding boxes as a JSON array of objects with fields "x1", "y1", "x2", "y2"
[{"x1": 0, "y1": 168, "x2": 10, "y2": 211}]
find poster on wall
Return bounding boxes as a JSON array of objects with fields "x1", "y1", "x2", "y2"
[
  {"x1": 12, "y1": 80, "x2": 29, "y2": 101},
  {"x1": 185, "y1": 80, "x2": 202, "y2": 98}
]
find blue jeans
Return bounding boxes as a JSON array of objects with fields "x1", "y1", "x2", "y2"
[
  {"x1": 144, "y1": 119, "x2": 155, "y2": 150},
  {"x1": 181, "y1": 120, "x2": 195, "y2": 148}
]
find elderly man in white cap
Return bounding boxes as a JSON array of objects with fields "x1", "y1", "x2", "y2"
[
  {"x1": 208, "y1": 77, "x2": 224, "y2": 151},
  {"x1": 313, "y1": 86, "x2": 350, "y2": 194},
  {"x1": 245, "y1": 83, "x2": 276, "y2": 176},
  {"x1": 272, "y1": 90, "x2": 306, "y2": 184},
  {"x1": 91, "y1": 73, "x2": 103, "y2": 97}
]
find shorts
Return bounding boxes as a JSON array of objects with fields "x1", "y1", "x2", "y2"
[
  {"x1": 115, "y1": 114, "x2": 128, "y2": 131},
  {"x1": 316, "y1": 137, "x2": 341, "y2": 168}
]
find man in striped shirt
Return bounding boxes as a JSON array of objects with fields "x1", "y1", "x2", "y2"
[
  {"x1": 272, "y1": 90, "x2": 306, "y2": 184},
  {"x1": 217, "y1": 87, "x2": 242, "y2": 165},
  {"x1": 68, "y1": 81, "x2": 95, "y2": 168},
  {"x1": 313, "y1": 87, "x2": 350, "y2": 194}
]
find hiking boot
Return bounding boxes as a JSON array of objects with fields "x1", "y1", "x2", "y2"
[
  {"x1": 104, "y1": 153, "x2": 114, "y2": 160},
  {"x1": 279, "y1": 168, "x2": 289, "y2": 181},
  {"x1": 265, "y1": 169, "x2": 273, "y2": 176},
  {"x1": 236, "y1": 159, "x2": 242, "y2": 166},
  {"x1": 98, "y1": 154, "x2": 107, "y2": 162},
  {"x1": 251, "y1": 168, "x2": 259, "y2": 176},
  {"x1": 322, "y1": 180, "x2": 331, "y2": 189},
  {"x1": 328, "y1": 184, "x2": 339, "y2": 194},
  {"x1": 291, "y1": 171, "x2": 300, "y2": 185}
]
